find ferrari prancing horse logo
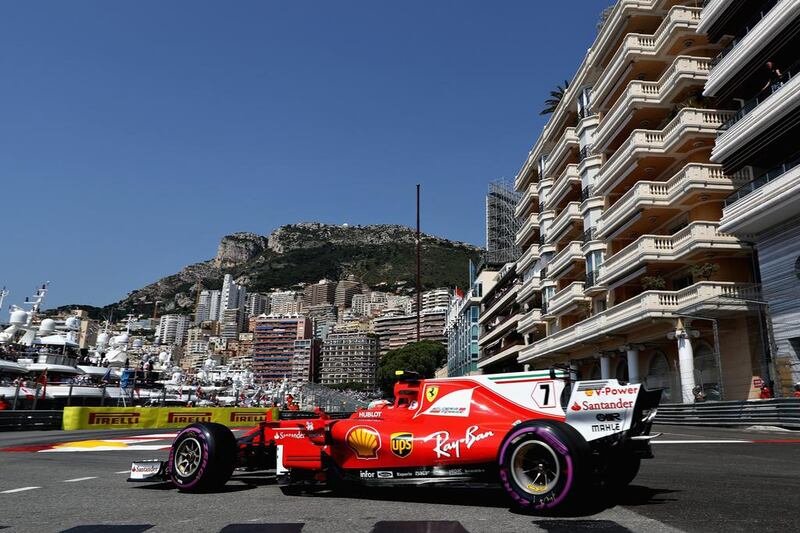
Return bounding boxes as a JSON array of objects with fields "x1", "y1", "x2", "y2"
[{"x1": 425, "y1": 386, "x2": 439, "y2": 402}]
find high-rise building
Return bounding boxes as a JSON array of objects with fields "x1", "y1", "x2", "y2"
[
  {"x1": 220, "y1": 274, "x2": 247, "y2": 319},
  {"x1": 246, "y1": 293, "x2": 270, "y2": 318},
  {"x1": 303, "y1": 279, "x2": 337, "y2": 308},
  {"x1": 251, "y1": 315, "x2": 311, "y2": 381},
  {"x1": 220, "y1": 308, "x2": 243, "y2": 340},
  {"x1": 415, "y1": 288, "x2": 451, "y2": 313},
  {"x1": 319, "y1": 332, "x2": 379, "y2": 388},
  {"x1": 186, "y1": 325, "x2": 213, "y2": 354},
  {"x1": 196, "y1": 289, "x2": 221, "y2": 324},
  {"x1": 335, "y1": 276, "x2": 361, "y2": 308},
  {"x1": 291, "y1": 338, "x2": 322, "y2": 384},
  {"x1": 373, "y1": 309, "x2": 447, "y2": 355},
  {"x1": 486, "y1": 178, "x2": 522, "y2": 265},
  {"x1": 512, "y1": 1, "x2": 766, "y2": 403},
  {"x1": 156, "y1": 314, "x2": 191, "y2": 346},
  {"x1": 446, "y1": 268, "x2": 498, "y2": 377},
  {"x1": 700, "y1": 0, "x2": 800, "y2": 395},
  {"x1": 477, "y1": 263, "x2": 525, "y2": 374},
  {"x1": 270, "y1": 291, "x2": 303, "y2": 315}
]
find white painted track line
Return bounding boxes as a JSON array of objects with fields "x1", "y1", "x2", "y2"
[
  {"x1": 1, "y1": 487, "x2": 40, "y2": 494},
  {"x1": 63, "y1": 476, "x2": 97, "y2": 482}
]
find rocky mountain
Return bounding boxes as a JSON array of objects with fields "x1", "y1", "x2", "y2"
[{"x1": 103, "y1": 223, "x2": 481, "y2": 317}]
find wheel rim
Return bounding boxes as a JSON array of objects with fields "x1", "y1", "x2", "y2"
[
  {"x1": 174, "y1": 437, "x2": 202, "y2": 477},
  {"x1": 510, "y1": 439, "x2": 560, "y2": 496}
]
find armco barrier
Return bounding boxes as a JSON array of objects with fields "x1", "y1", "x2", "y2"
[
  {"x1": 654, "y1": 398, "x2": 800, "y2": 429},
  {"x1": 62, "y1": 407, "x2": 280, "y2": 430},
  {"x1": 0, "y1": 410, "x2": 63, "y2": 431}
]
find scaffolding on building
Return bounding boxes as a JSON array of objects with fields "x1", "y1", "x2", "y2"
[{"x1": 485, "y1": 178, "x2": 522, "y2": 266}]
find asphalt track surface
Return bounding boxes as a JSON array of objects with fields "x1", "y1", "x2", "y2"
[{"x1": 0, "y1": 425, "x2": 798, "y2": 533}]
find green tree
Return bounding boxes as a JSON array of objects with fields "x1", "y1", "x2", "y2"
[
  {"x1": 540, "y1": 80, "x2": 570, "y2": 116},
  {"x1": 377, "y1": 341, "x2": 447, "y2": 396}
]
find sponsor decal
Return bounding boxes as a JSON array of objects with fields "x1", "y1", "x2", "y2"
[
  {"x1": 377, "y1": 471, "x2": 394, "y2": 479},
  {"x1": 359, "y1": 470, "x2": 375, "y2": 478},
  {"x1": 591, "y1": 422, "x2": 622, "y2": 432},
  {"x1": 229, "y1": 411, "x2": 270, "y2": 423},
  {"x1": 357, "y1": 411, "x2": 382, "y2": 419},
  {"x1": 571, "y1": 403, "x2": 581, "y2": 411},
  {"x1": 585, "y1": 390, "x2": 594, "y2": 396},
  {"x1": 425, "y1": 386, "x2": 439, "y2": 402},
  {"x1": 423, "y1": 425, "x2": 494, "y2": 459},
  {"x1": 414, "y1": 469, "x2": 431, "y2": 477},
  {"x1": 576, "y1": 399, "x2": 634, "y2": 411},
  {"x1": 396, "y1": 471, "x2": 414, "y2": 478},
  {"x1": 305, "y1": 421, "x2": 314, "y2": 431},
  {"x1": 526, "y1": 483, "x2": 547, "y2": 493},
  {"x1": 390, "y1": 432, "x2": 413, "y2": 458},
  {"x1": 273, "y1": 431, "x2": 305, "y2": 440},
  {"x1": 595, "y1": 413, "x2": 621, "y2": 422},
  {"x1": 345, "y1": 426, "x2": 381, "y2": 460},
  {"x1": 581, "y1": 385, "x2": 639, "y2": 397},
  {"x1": 166, "y1": 411, "x2": 213, "y2": 424},
  {"x1": 130, "y1": 463, "x2": 160, "y2": 474},
  {"x1": 419, "y1": 388, "x2": 473, "y2": 418},
  {"x1": 88, "y1": 412, "x2": 141, "y2": 425}
]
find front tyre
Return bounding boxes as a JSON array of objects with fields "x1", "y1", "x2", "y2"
[
  {"x1": 498, "y1": 421, "x2": 590, "y2": 511},
  {"x1": 169, "y1": 422, "x2": 237, "y2": 492}
]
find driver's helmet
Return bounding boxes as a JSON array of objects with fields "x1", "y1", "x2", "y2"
[{"x1": 367, "y1": 399, "x2": 390, "y2": 410}]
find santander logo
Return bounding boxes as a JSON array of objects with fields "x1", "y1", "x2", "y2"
[{"x1": 570, "y1": 403, "x2": 581, "y2": 411}]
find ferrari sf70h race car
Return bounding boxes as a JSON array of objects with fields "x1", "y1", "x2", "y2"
[{"x1": 128, "y1": 369, "x2": 661, "y2": 511}]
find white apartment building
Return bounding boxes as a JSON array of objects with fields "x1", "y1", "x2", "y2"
[
  {"x1": 246, "y1": 293, "x2": 270, "y2": 317},
  {"x1": 700, "y1": 0, "x2": 800, "y2": 395},
  {"x1": 156, "y1": 314, "x2": 191, "y2": 346},
  {"x1": 196, "y1": 289, "x2": 221, "y2": 324},
  {"x1": 270, "y1": 291, "x2": 303, "y2": 316},
  {"x1": 512, "y1": 0, "x2": 767, "y2": 403}
]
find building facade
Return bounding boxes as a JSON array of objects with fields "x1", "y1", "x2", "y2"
[
  {"x1": 319, "y1": 332, "x2": 379, "y2": 388},
  {"x1": 476, "y1": 263, "x2": 526, "y2": 374},
  {"x1": 246, "y1": 293, "x2": 270, "y2": 318},
  {"x1": 251, "y1": 315, "x2": 311, "y2": 381},
  {"x1": 156, "y1": 314, "x2": 190, "y2": 346},
  {"x1": 373, "y1": 308, "x2": 447, "y2": 355},
  {"x1": 303, "y1": 279, "x2": 337, "y2": 308},
  {"x1": 269, "y1": 291, "x2": 303, "y2": 315},
  {"x1": 291, "y1": 338, "x2": 322, "y2": 384},
  {"x1": 512, "y1": 0, "x2": 767, "y2": 403},
  {"x1": 701, "y1": 0, "x2": 800, "y2": 395},
  {"x1": 444, "y1": 291, "x2": 481, "y2": 377}
]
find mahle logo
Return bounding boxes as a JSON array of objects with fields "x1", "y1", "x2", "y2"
[{"x1": 390, "y1": 432, "x2": 414, "y2": 458}]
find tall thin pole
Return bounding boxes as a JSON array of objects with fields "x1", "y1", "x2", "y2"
[{"x1": 416, "y1": 184, "x2": 421, "y2": 343}]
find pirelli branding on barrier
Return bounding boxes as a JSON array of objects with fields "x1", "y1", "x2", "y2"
[{"x1": 63, "y1": 407, "x2": 280, "y2": 430}]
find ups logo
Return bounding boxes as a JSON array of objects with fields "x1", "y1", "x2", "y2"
[{"x1": 390, "y1": 432, "x2": 413, "y2": 458}]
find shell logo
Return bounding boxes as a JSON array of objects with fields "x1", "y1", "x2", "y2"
[
  {"x1": 345, "y1": 426, "x2": 381, "y2": 459},
  {"x1": 585, "y1": 390, "x2": 594, "y2": 396}
]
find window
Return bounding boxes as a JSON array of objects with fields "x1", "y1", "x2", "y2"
[{"x1": 645, "y1": 352, "x2": 673, "y2": 403}]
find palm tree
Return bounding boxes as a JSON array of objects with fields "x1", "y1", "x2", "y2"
[{"x1": 540, "y1": 80, "x2": 570, "y2": 116}]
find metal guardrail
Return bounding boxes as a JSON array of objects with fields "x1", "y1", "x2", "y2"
[
  {"x1": 0, "y1": 410, "x2": 63, "y2": 431},
  {"x1": 655, "y1": 398, "x2": 800, "y2": 429}
]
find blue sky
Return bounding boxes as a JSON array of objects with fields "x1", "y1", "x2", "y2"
[{"x1": 1, "y1": 0, "x2": 610, "y2": 308}]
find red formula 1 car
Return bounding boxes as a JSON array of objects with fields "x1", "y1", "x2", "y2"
[{"x1": 128, "y1": 369, "x2": 661, "y2": 511}]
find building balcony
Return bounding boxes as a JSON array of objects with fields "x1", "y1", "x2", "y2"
[
  {"x1": 516, "y1": 213, "x2": 540, "y2": 248},
  {"x1": 591, "y1": 6, "x2": 704, "y2": 112},
  {"x1": 547, "y1": 241, "x2": 584, "y2": 281},
  {"x1": 515, "y1": 150, "x2": 537, "y2": 191},
  {"x1": 519, "y1": 282, "x2": 759, "y2": 362},
  {"x1": 477, "y1": 342, "x2": 524, "y2": 370},
  {"x1": 515, "y1": 183, "x2": 539, "y2": 219},
  {"x1": 546, "y1": 165, "x2": 581, "y2": 211},
  {"x1": 594, "y1": 108, "x2": 734, "y2": 196},
  {"x1": 518, "y1": 274, "x2": 542, "y2": 305},
  {"x1": 704, "y1": 0, "x2": 797, "y2": 97},
  {"x1": 478, "y1": 313, "x2": 521, "y2": 347},
  {"x1": 593, "y1": 55, "x2": 712, "y2": 153},
  {"x1": 598, "y1": 222, "x2": 748, "y2": 286},
  {"x1": 712, "y1": 63, "x2": 800, "y2": 167},
  {"x1": 547, "y1": 202, "x2": 582, "y2": 246},
  {"x1": 517, "y1": 243, "x2": 541, "y2": 274},
  {"x1": 480, "y1": 282, "x2": 521, "y2": 324},
  {"x1": 721, "y1": 158, "x2": 800, "y2": 235},
  {"x1": 542, "y1": 128, "x2": 579, "y2": 179},
  {"x1": 518, "y1": 308, "x2": 545, "y2": 336},
  {"x1": 697, "y1": 0, "x2": 738, "y2": 35},
  {"x1": 596, "y1": 163, "x2": 752, "y2": 239},
  {"x1": 546, "y1": 282, "x2": 590, "y2": 317}
]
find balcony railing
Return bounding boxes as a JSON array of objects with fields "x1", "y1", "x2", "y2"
[
  {"x1": 724, "y1": 156, "x2": 800, "y2": 206},
  {"x1": 719, "y1": 59, "x2": 800, "y2": 132},
  {"x1": 709, "y1": 0, "x2": 778, "y2": 68},
  {"x1": 585, "y1": 269, "x2": 599, "y2": 288},
  {"x1": 579, "y1": 145, "x2": 593, "y2": 162},
  {"x1": 581, "y1": 186, "x2": 592, "y2": 202},
  {"x1": 582, "y1": 227, "x2": 596, "y2": 243}
]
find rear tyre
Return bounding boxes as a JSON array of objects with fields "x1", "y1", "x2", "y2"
[
  {"x1": 498, "y1": 420, "x2": 590, "y2": 511},
  {"x1": 169, "y1": 422, "x2": 237, "y2": 492}
]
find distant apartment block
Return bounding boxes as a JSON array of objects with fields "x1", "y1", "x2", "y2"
[
  {"x1": 292, "y1": 338, "x2": 322, "y2": 384},
  {"x1": 303, "y1": 279, "x2": 337, "y2": 307},
  {"x1": 196, "y1": 289, "x2": 221, "y2": 324},
  {"x1": 156, "y1": 314, "x2": 190, "y2": 346},
  {"x1": 446, "y1": 268, "x2": 498, "y2": 377},
  {"x1": 269, "y1": 291, "x2": 303, "y2": 315},
  {"x1": 252, "y1": 315, "x2": 311, "y2": 381},
  {"x1": 319, "y1": 332, "x2": 379, "y2": 388},
  {"x1": 335, "y1": 276, "x2": 362, "y2": 308},
  {"x1": 373, "y1": 308, "x2": 447, "y2": 355},
  {"x1": 246, "y1": 293, "x2": 270, "y2": 318}
]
